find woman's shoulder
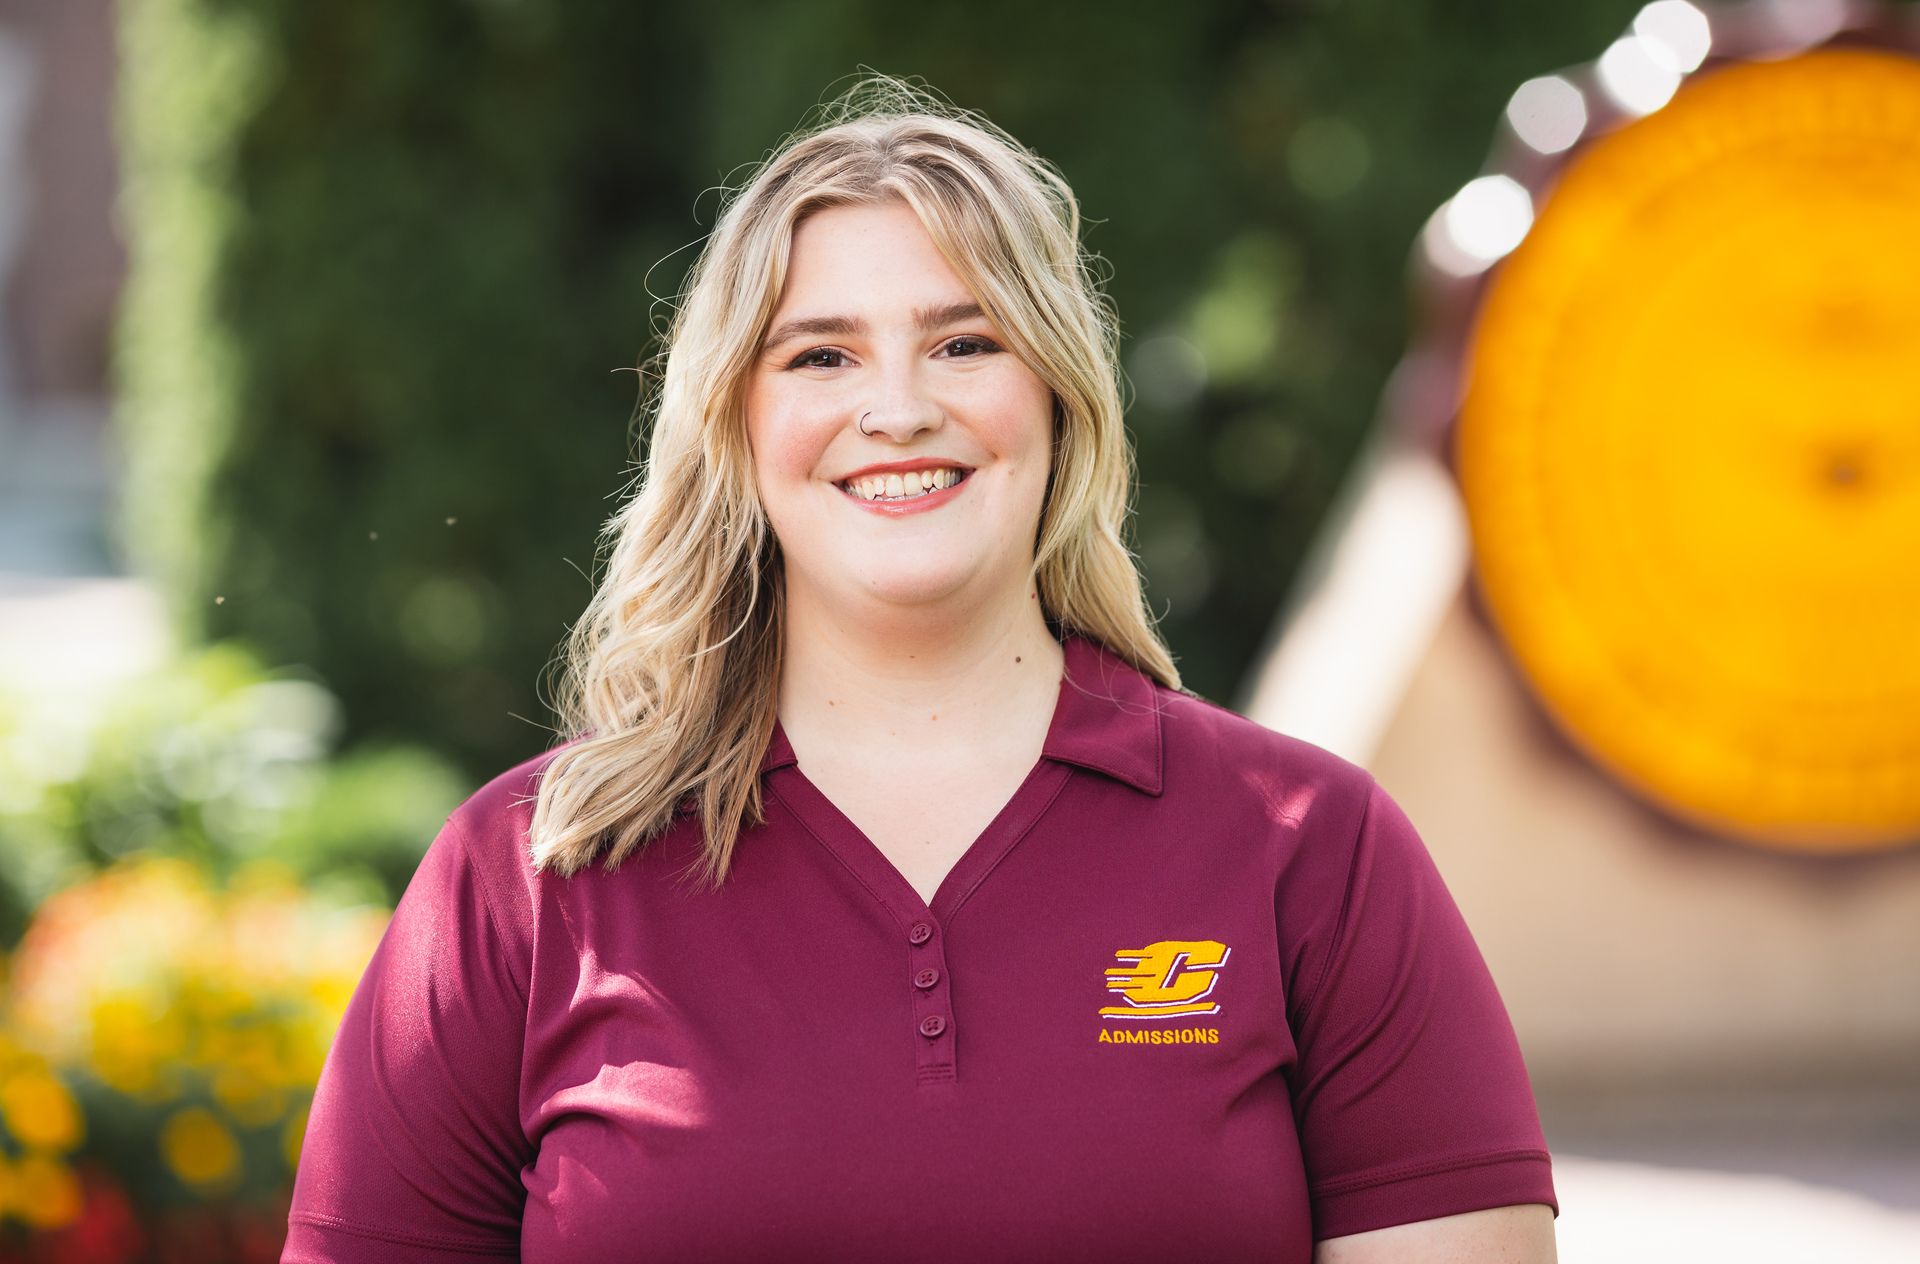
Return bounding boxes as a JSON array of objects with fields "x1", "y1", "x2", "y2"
[
  {"x1": 434, "y1": 735, "x2": 592, "y2": 922},
  {"x1": 451, "y1": 735, "x2": 583, "y2": 831},
  {"x1": 1139, "y1": 684, "x2": 1399, "y2": 933},
  {"x1": 1075, "y1": 633, "x2": 1374, "y2": 816},
  {"x1": 1098, "y1": 677, "x2": 1381, "y2": 891},
  {"x1": 1152, "y1": 681, "x2": 1376, "y2": 805}
]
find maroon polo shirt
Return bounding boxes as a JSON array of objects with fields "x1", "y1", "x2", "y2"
[{"x1": 284, "y1": 632, "x2": 1556, "y2": 1262}]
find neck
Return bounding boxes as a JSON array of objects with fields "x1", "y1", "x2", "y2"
[{"x1": 776, "y1": 579, "x2": 1067, "y2": 765}]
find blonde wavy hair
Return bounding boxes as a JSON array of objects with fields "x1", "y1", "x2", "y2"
[{"x1": 529, "y1": 72, "x2": 1181, "y2": 886}]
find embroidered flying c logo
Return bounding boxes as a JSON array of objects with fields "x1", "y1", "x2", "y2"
[{"x1": 1099, "y1": 940, "x2": 1231, "y2": 1019}]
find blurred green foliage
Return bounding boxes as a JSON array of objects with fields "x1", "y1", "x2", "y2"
[
  {"x1": 113, "y1": 0, "x2": 1643, "y2": 783},
  {"x1": 0, "y1": 641, "x2": 465, "y2": 949}
]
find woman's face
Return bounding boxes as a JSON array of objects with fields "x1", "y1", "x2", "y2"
[{"x1": 745, "y1": 199, "x2": 1056, "y2": 626}]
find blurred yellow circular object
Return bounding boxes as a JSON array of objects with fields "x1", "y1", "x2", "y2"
[
  {"x1": 10, "y1": 1153, "x2": 82, "y2": 1229},
  {"x1": 160, "y1": 1105, "x2": 240, "y2": 1189},
  {"x1": 1455, "y1": 47, "x2": 1920, "y2": 852},
  {"x1": 212, "y1": 1062, "x2": 285, "y2": 1127},
  {"x1": 0, "y1": 1068, "x2": 83, "y2": 1151}
]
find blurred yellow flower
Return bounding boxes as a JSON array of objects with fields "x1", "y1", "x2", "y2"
[
  {"x1": 160, "y1": 1105, "x2": 240, "y2": 1189},
  {"x1": 89, "y1": 992, "x2": 188, "y2": 1101},
  {"x1": 0, "y1": 853, "x2": 387, "y2": 1150},
  {"x1": 212, "y1": 1061, "x2": 285, "y2": 1126},
  {"x1": 0, "y1": 1066, "x2": 83, "y2": 1151},
  {"x1": 8, "y1": 1152, "x2": 82, "y2": 1228}
]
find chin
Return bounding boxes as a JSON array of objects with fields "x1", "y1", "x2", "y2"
[
  {"x1": 857, "y1": 564, "x2": 981, "y2": 607},
  {"x1": 864, "y1": 579, "x2": 974, "y2": 608}
]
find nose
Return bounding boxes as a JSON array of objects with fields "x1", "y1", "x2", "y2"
[{"x1": 858, "y1": 356, "x2": 943, "y2": 441}]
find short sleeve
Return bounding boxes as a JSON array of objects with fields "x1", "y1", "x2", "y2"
[
  {"x1": 283, "y1": 813, "x2": 532, "y2": 1261},
  {"x1": 1286, "y1": 772, "x2": 1558, "y2": 1242}
]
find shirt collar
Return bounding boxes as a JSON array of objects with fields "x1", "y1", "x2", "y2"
[{"x1": 758, "y1": 631, "x2": 1164, "y2": 796}]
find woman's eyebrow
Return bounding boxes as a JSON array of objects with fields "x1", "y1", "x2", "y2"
[{"x1": 761, "y1": 300, "x2": 986, "y2": 351}]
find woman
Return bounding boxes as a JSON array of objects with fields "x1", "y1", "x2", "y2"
[{"x1": 284, "y1": 75, "x2": 1559, "y2": 1263}]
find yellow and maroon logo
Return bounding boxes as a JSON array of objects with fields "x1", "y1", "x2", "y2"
[{"x1": 1097, "y1": 939, "x2": 1229, "y2": 1042}]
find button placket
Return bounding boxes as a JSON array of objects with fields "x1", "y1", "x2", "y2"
[{"x1": 907, "y1": 918, "x2": 955, "y2": 1085}]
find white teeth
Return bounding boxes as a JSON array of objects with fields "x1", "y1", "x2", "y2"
[{"x1": 841, "y1": 468, "x2": 964, "y2": 502}]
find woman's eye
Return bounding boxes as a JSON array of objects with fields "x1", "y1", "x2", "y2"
[
  {"x1": 790, "y1": 347, "x2": 847, "y2": 370},
  {"x1": 944, "y1": 335, "x2": 1000, "y2": 358}
]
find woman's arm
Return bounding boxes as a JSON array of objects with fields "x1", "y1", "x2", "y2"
[
  {"x1": 1314, "y1": 1203, "x2": 1558, "y2": 1264},
  {"x1": 282, "y1": 811, "x2": 533, "y2": 1261},
  {"x1": 1278, "y1": 769, "x2": 1559, "y2": 1241}
]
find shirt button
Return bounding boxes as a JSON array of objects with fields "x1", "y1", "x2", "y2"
[
  {"x1": 908, "y1": 921, "x2": 933, "y2": 945},
  {"x1": 913, "y1": 967, "x2": 940, "y2": 989},
  {"x1": 918, "y1": 1014, "x2": 947, "y2": 1038}
]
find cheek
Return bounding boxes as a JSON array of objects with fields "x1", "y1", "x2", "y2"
[
  {"x1": 746, "y1": 390, "x2": 825, "y2": 486},
  {"x1": 983, "y1": 368, "x2": 1057, "y2": 465}
]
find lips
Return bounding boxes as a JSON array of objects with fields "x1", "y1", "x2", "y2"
[
  {"x1": 832, "y1": 457, "x2": 976, "y2": 484},
  {"x1": 837, "y1": 467, "x2": 971, "y2": 502},
  {"x1": 832, "y1": 466, "x2": 974, "y2": 514}
]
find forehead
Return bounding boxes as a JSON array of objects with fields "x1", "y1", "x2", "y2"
[{"x1": 777, "y1": 201, "x2": 970, "y2": 308}]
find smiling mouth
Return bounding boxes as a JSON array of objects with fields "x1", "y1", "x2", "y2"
[{"x1": 835, "y1": 468, "x2": 973, "y2": 503}]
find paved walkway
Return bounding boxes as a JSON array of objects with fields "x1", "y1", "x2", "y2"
[{"x1": 1555, "y1": 1155, "x2": 1920, "y2": 1261}]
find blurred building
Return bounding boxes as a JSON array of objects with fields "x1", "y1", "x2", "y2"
[
  {"x1": 0, "y1": 0, "x2": 160, "y2": 700},
  {"x1": 0, "y1": 0, "x2": 122, "y2": 580}
]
